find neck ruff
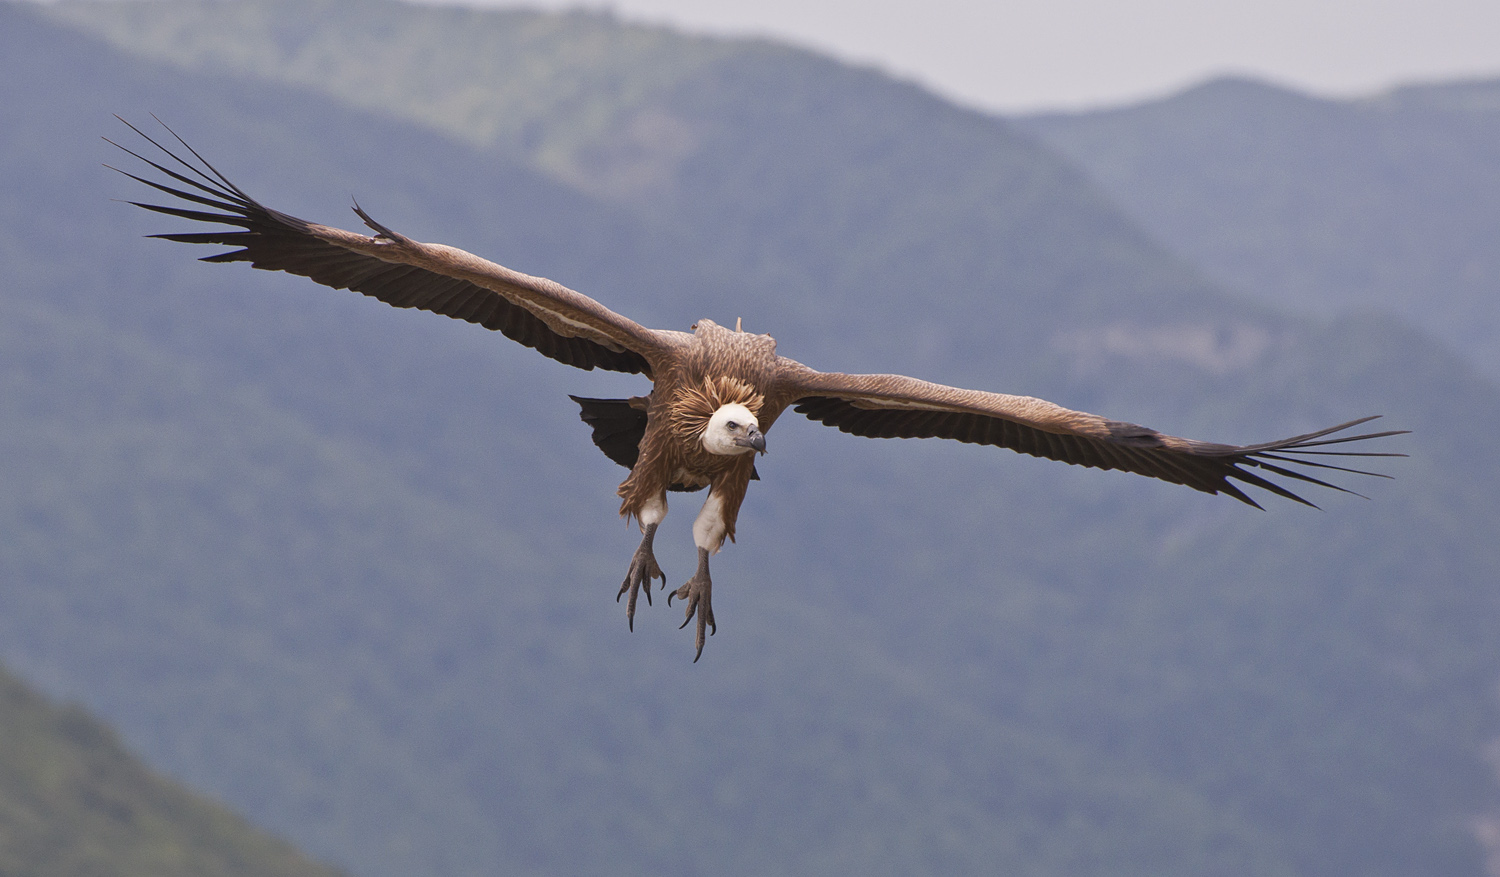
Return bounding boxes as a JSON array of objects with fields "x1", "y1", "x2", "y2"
[{"x1": 671, "y1": 375, "x2": 764, "y2": 439}]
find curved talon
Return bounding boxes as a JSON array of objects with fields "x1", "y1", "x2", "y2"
[
  {"x1": 674, "y1": 548, "x2": 716, "y2": 661},
  {"x1": 618, "y1": 523, "x2": 665, "y2": 632}
]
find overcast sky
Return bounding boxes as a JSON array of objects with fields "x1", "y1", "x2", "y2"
[{"x1": 411, "y1": 0, "x2": 1500, "y2": 112}]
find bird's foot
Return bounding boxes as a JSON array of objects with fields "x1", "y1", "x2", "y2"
[
  {"x1": 617, "y1": 523, "x2": 665, "y2": 631},
  {"x1": 668, "y1": 549, "x2": 715, "y2": 662}
]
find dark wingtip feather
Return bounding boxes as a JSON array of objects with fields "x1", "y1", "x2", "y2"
[
  {"x1": 1253, "y1": 452, "x2": 1394, "y2": 480},
  {"x1": 1217, "y1": 414, "x2": 1408, "y2": 507},
  {"x1": 106, "y1": 119, "x2": 254, "y2": 209},
  {"x1": 1216, "y1": 479, "x2": 1265, "y2": 510},
  {"x1": 1248, "y1": 458, "x2": 1368, "y2": 500},
  {"x1": 150, "y1": 113, "x2": 256, "y2": 202},
  {"x1": 1229, "y1": 466, "x2": 1322, "y2": 509}
]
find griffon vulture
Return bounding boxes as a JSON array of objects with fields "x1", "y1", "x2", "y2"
[{"x1": 108, "y1": 120, "x2": 1406, "y2": 660}]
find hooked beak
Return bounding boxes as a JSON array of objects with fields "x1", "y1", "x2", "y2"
[{"x1": 735, "y1": 428, "x2": 767, "y2": 455}]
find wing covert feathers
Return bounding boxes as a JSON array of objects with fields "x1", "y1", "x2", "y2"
[
  {"x1": 108, "y1": 117, "x2": 658, "y2": 375},
  {"x1": 788, "y1": 372, "x2": 1406, "y2": 508}
]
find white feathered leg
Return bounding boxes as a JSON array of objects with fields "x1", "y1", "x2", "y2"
[
  {"x1": 670, "y1": 490, "x2": 724, "y2": 661},
  {"x1": 618, "y1": 493, "x2": 667, "y2": 631}
]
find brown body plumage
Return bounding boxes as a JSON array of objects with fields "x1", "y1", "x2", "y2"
[
  {"x1": 110, "y1": 119, "x2": 1408, "y2": 661},
  {"x1": 621, "y1": 324, "x2": 775, "y2": 545}
]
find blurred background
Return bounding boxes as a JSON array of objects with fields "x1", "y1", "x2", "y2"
[
  {"x1": 1, "y1": 1, "x2": 1497, "y2": 875},
  {"x1": 422, "y1": 0, "x2": 1500, "y2": 113}
]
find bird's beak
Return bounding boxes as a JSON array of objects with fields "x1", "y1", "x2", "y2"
[{"x1": 736, "y1": 428, "x2": 767, "y2": 455}]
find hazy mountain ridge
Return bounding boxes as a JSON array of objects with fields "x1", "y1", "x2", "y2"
[
  {"x1": 0, "y1": 662, "x2": 344, "y2": 877},
  {"x1": 3, "y1": 2, "x2": 1496, "y2": 875},
  {"x1": 1021, "y1": 75, "x2": 1500, "y2": 382}
]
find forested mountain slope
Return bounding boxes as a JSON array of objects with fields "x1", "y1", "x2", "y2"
[
  {"x1": 1022, "y1": 75, "x2": 1500, "y2": 381},
  {"x1": 0, "y1": 664, "x2": 343, "y2": 877}
]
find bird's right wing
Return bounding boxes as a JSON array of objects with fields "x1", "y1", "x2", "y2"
[
  {"x1": 108, "y1": 118, "x2": 675, "y2": 375},
  {"x1": 782, "y1": 368, "x2": 1407, "y2": 508}
]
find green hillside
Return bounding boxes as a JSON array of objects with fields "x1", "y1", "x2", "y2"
[
  {"x1": 1021, "y1": 76, "x2": 1500, "y2": 381},
  {"x1": 0, "y1": 663, "x2": 342, "y2": 877},
  {"x1": 2, "y1": 2, "x2": 1496, "y2": 876}
]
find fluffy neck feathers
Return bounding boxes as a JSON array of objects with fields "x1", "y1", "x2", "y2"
[{"x1": 670, "y1": 376, "x2": 764, "y2": 440}]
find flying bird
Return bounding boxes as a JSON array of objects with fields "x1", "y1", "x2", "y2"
[{"x1": 108, "y1": 119, "x2": 1407, "y2": 660}]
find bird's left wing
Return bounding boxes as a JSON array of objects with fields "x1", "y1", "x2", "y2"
[
  {"x1": 781, "y1": 368, "x2": 1406, "y2": 508},
  {"x1": 107, "y1": 118, "x2": 670, "y2": 375}
]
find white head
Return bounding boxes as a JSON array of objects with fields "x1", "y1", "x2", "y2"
[{"x1": 702, "y1": 403, "x2": 766, "y2": 456}]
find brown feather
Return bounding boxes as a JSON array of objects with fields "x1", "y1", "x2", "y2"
[
  {"x1": 784, "y1": 372, "x2": 1405, "y2": 508},
  {"x1": 614, "y1": 321, "x2": 781, "y2": 540},
  {"x1": 108, "y1": 119, "x2": 664, "y2": 375}
]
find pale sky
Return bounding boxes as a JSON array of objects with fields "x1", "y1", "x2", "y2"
[{"x1": 412, "y1": 0, "x2": 1500, "y2": 112}]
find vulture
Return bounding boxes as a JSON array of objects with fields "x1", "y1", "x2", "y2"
[{"x1": 108, "y1": 119, "x2": 1407, "y2": 660}]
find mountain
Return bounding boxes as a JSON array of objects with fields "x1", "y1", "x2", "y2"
[
  {"x1": 0, "y1": 662, "x2": 342, "y2": 877},
  {"x1": 3, "y1": 2, "x2": 1497, "y2": 876},
  {"x1": 1020, "y1": 75, "x2": 1500, "y2": 382},
  {"x1": 44, "y1": 0, "x2": 1253, "y2": 384}
]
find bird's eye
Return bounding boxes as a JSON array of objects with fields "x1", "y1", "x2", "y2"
[{"x1": 726, "y1": 421, "x2": 739, "y2": 430}]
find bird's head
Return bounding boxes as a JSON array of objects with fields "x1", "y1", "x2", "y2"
[{"x1": 702, "y1": 403, "x2": 766, "y2": 456}]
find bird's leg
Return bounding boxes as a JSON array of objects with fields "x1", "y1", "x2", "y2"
[
  {"x1": 669, "y1": 548, "x2": 715, "y2": 662},
  {"x1": 668, "y1": 488, "x2": 726, "y2": 661},
  {"x1": 618, "y1": 496, "x2": 666, "y2": 631}
]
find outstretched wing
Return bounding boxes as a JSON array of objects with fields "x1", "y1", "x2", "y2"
[
  {"x1": 107, "y1": 118, "x2": 670, "y2": 375},
  {"x1": 784, "y1": 370, "x2": 1406, "y2": 508}
]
